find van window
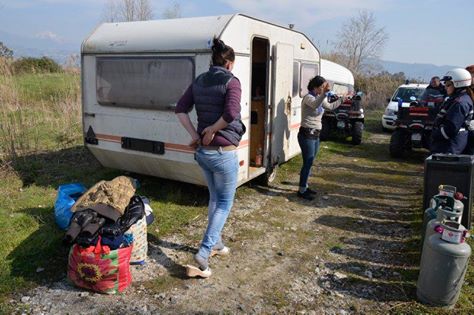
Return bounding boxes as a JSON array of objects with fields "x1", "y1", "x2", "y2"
[
  {"x1": 333, "y1": 83, "x2": 351, "y2": 96},
  {"x1": 292, "y1": 62, "x2": 299, "y2": 97},
  {"x1": 392, "y1": 87, "x2": 425, "y2": 103},
  {"x1": 300, "y1": 63, "x2": 318, "y2": 97},
  {"x1": 96, "y1": 57, "x2": 194, "y2": 110}
]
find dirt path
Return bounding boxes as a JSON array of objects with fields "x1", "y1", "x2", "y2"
[{"x1": 11, "y1": 132, "x2": 426, "y2": 314}]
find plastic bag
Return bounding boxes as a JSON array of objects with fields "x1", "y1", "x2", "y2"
[
  {"x1": 67, "y1": 243, "x2": 133, "y2": 294},
  {"x1": 54, "y1": 183, "x2": 87, "y2": 230}
]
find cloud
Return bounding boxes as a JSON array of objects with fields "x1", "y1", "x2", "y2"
[
  {"x1": 217, "y1": 0, "x2": 393, "y2": 28},
  {"x1": 35, "y1": 31, "x2": 63, "y2": 42}
]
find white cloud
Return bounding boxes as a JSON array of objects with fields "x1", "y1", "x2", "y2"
[
  {"x1": 35, "y1": 31, "x2": 63, "y2": 42},
  {"x1": 217, "y1": 0, "x2": 393, "y2": 28}
]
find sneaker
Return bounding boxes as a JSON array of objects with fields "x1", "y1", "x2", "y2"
[
  {"x1": 185, "y1": 265, "x2": 212, "y2": 278},
  {"x1": 297, "y1": 190, "x2": 315, "y2": 201},
  {"x1": 211, "y1": 246, "x2": 230, "y2": 257},
  {"x1": 306, "y1": 188, "x2": 317, "y2": 195}
]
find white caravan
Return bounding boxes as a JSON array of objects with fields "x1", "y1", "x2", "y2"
[
  {"x1": 320, "y1": 59, "x2": 354, "y2": 95},
  {"x1": 81, "y1": 14, "x2": 321, "y2": 186}
]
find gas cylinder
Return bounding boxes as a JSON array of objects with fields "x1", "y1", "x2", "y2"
[
  {"x1": 422, "y1": 195, "x2": 463, "y2": 246},
  {"x1": 417, "y1": 229, "x2": 471, "y2": 307},
  {"x1": 255, "y1": 146, "x2": 263, "y2": 167},
  {"x1": 421, "y1": 185, "x2": 464, "y2": 239},
  {"x1": 423, "y1": 205, "x2": 464, "y2": 252},
  {"x1": 422, "y1": 195, "x2": 452, "y2": 237}
]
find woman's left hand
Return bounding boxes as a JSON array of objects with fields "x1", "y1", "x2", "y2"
[{"x1": 201, "y1": 126, "x2": 216, "y2": 145}]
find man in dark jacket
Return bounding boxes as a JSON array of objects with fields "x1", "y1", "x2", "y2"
[{"x1": 427, "y1": 76, "x2": 447, "y2": 96}]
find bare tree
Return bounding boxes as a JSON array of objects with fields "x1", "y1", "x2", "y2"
[
  {"x1": 162, "y1": 1, "x2": 181, "y2": 19},
  {"x1": 103, "y1": 0, "x2": 153, "y2": 22},
  {"x1": 137, "y1": 0, "x2": 153, "y2": 20},
  {"x1": 332, "y1": 10, "x2": 388, "y2": 74}
]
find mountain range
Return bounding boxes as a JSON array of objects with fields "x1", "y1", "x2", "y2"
[
  {"x1": 1, "y1": 30, "x2": 460, "y2": 81},
  {"x1": 379, "y1": 59, "x2": 459, "y2": 82}
]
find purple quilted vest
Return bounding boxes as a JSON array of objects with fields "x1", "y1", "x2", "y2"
[{"x1": 193, "y1": 66, "x2": 245, "y2": 146}]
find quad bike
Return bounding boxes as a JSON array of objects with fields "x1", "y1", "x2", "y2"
[
  {"x1": 389, "y1": 88, "x2": 445, "y2": 158},
  {"x1": 320, "y1": 92, "x2": 364, "y2": 145}
]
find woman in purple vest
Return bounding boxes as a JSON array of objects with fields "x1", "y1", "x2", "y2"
[{"x1": 175, "y1": 38, "x2": 244, "y2": 278}]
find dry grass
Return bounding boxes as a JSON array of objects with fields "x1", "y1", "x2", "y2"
[{"x1": 0, "y1": 58, "x2": 82, "y2": 161}]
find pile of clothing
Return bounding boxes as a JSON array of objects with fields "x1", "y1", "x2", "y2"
[{"x1": 63, "y1": 176, "x2": 152, "y2": 294}]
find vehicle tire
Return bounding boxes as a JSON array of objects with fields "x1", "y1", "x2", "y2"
[
  {"x1": 256, "y1": 165, "x2": 278, "y2": 186},
  {"x1": 351, "y1": 121, "x2": 363, "y2": 145},
  {"x1": 320, "y1": 118, "x2": 330, "y2": 141},
  {"x1": 382, "y1": 126, "x2": 391, "y2": 133},
  {"x1": 389, "y1": 129, "x2": 407, "y2": 158}
]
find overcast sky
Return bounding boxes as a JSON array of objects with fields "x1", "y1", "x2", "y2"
[{"x1": 0, "y1": 0, "x2": 472, "y2": 67}]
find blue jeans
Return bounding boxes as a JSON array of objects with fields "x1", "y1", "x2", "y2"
[
  {"x1": 195, "y1": 147, "x2": 239, "y2": 260},
  {"x1": 297, "y1": 131, "x2": 320, "y2": 190}
]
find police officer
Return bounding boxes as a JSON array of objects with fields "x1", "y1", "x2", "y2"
[
  {"x1": 463, "y1": 65, "x2": 474, "y2": 154},
  {"x1": 431, "y1": 68, "x2": 474, "y2": 154}
]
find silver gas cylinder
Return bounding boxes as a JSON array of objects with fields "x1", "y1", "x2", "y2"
[{"x1": 417, "y1": 228, "x2": 471, "y2": 307}]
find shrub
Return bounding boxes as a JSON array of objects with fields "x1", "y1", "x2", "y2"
[
  {"x1": 355, "y1": 71, "x2": 408, "y2": 110},
  {"x1": 12, "y1": 57, "x2": 62, "y2": 74}
]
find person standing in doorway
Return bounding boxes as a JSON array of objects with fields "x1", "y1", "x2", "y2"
[
  {"x1": 175, "y1": 38, "x2": 245, "y2": 278},
  {"x1": 297, "y1": 76, "x2": 343, "y2": 201}
]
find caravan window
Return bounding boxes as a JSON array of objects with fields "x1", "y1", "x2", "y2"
[
  {"x1": 96, "y1": 57, "x2": 194, "y2": 110},
  {"x1": 292, "y1": 62, "x2": 299, "y2": 97},
  {"x1": 300, "y1": 63, "x2": 318, "y2": 97}
]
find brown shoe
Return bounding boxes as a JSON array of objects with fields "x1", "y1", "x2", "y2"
[
  {"x1": 210, "y1": 246, "x2": 230, "y2": 257},
  {"x1": 185, "y1": 264, "x2": 212, "y2": 278}
]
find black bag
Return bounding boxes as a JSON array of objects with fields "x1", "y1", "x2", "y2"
[{"x1": 100, "y1": 196, "x2": 145, "y2": 237}]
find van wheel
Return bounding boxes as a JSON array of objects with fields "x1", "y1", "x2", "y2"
[
  {"x1": 351, "y1": 122, "x2": 363, "y2": 145},
  {"x1": 390, "y1": 129, "x2": 407, "y2": 158},
  {"x1": 257, "y1": 166, "x2": 278, "y2": 186}
]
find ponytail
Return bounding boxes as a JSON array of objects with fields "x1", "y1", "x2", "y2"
[
  {"x1": 466, "y1": 86, "x2": 474, "y2": 103},
  {"x1": 211, "y1": 37, "x2": 235, "y2": 67}
]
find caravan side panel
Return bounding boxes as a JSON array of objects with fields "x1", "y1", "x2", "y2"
[{"x1": 82, "y1": 54, "x2": 205, "y2": 185}]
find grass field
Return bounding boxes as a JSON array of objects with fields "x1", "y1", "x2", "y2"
[{"x1": 0, "y1": 72, "x2": 473, "y2": 314}]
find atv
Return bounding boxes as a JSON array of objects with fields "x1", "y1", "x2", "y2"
[
  {"x1": 389, "y1": 88, "x2": 444, "y2": 158},
  {"x1": 320, "y1": 92, "x2": 364, "y2": 145}
]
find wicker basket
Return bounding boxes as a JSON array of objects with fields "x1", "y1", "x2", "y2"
[{"x1": 125, "y1": 215, "x2": 148, "y2": 264}]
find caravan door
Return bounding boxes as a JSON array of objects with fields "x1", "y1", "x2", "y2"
[{"x1": 271, "y1": 42, "x2": 294, "y2": 165}]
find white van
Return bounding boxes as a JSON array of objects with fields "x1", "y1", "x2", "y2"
[
  {"x1": 320, "y1": 59, "x2": 354, "y2": 95},
  {"x1": 81, "y1": 14, "x2": 321, "y2": 186},
  {"x1": 381, "y1": 83, "x2": 428, "y2": 131}
]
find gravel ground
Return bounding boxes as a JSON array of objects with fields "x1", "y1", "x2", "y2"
[{"x1": 9, "y1": 132, "x2": 426, "y2": 314}]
